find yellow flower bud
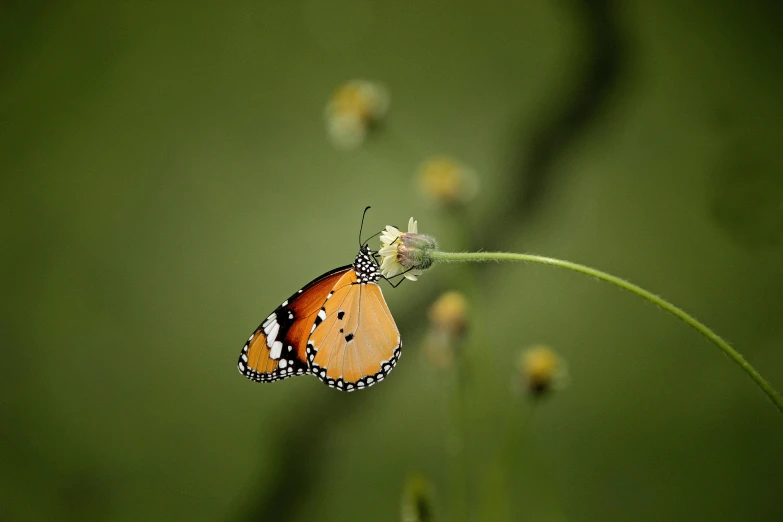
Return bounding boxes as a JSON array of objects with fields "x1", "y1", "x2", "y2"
[
  {"x1": 425, "y1": 291, "x2": 469, "y2": 368},
  {"x1": 401, "y1": 474, "x2": 434, "y2": 522},
  {"x1": 325, "y1": 80, "x2": 389, "y2": 149},
  {"x1": 428, "y1": 291, "x2": 469, "y2": 337},
  {"x1": 517, "y1": 345, "x2": 565, "y2": 396},
  {"x1": 417, "y1": 156, "x2": 478, "y2": 206}
]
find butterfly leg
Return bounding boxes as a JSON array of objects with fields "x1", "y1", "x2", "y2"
[{"x1": 381, "y1": 269, "x2": 414, "y2": 288}]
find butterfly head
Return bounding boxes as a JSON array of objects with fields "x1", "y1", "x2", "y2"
[{"x1": 354, "y1": 245, "x2": 380, "y2": 284}]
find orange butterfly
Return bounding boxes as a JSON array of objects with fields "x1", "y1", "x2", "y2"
[{"x1": 237, "y1": 212, "x2": 402, "y2": 392}]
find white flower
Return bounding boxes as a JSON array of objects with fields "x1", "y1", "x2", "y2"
[
  {"x1": 325, "y1": 80, "x2": 389, "y2": 150},
  {"x1": 379, "y1": 217, "x2": 423, "y2": 281}
]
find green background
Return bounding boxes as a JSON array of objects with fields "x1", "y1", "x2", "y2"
[{"x1": 2, "y1": 1, "x2": 782, "y2": 521}]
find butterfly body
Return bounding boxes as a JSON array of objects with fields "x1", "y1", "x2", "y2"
[{"x1": 238, "y1": 245, "x2": 401, "y2": 391}]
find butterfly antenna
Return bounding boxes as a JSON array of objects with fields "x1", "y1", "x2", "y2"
[
  {"x1": 362, "y1": 230, "x2": 383, "y2": 248},
  {"x1": 358, "y1": 206, "x2": 371, "y2": 247}
]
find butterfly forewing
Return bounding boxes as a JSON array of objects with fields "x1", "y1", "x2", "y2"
[{"x1": 238, "y1": 266, "x2": 351, "y2": 383}]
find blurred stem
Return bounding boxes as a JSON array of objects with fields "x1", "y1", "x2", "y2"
[
  {"x1": 500, "y1": 403, "x2": 535, "y2": 522},
  {"x1": 479, "y1": 402, "x2": 535, "y2": 522},
  {"x1": 445, "y1": 208, "x2": 478, "y2": 522},
  {"x1": 429, "y1": 251, "x2": 783, "y2": 416},
  {"x1": 450, "y1": 355, "x2": 469, "y2": 522}
]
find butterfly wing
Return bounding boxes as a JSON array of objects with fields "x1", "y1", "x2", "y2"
[
  {"x1": 307, "y1": 277, "x2": 402, "y2": 391},
  {"x1": 238, "y1": 266, "x2": 352, "y2": 383}
]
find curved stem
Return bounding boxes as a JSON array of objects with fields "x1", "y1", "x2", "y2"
[{"x1": 429, "y1": 250, "x2": 783, "y2": 416}]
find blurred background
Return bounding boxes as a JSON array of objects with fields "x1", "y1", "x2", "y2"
[{"x1": 2, "y1": 1, "x2": 783, "y2": 520}]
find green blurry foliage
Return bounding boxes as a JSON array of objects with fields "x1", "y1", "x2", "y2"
[{"x1": 2, "y1": 1, "x2": 783, "y2": 522}]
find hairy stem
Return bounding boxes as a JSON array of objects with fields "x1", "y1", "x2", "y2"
[{"x1": 429, "y1": 250, "x2": 783, "y2": 416}]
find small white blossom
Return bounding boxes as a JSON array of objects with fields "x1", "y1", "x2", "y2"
[{"x1": 379, "y1": 217, "x2": 423, "y2": 281}]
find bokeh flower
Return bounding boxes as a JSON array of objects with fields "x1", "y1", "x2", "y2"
[
  {"x1": 401, "y1": 474, "x2": 434, "y2": 522},
  {"x1": 378, "y1": 217, "x2": 437, "y2": 281},
  {"x1": 417, "y1": 156, "x2": 479, "y2": 206},
  {"x1": 425, "y1": 291, "x2": 469, "y2": 368},
  {"x1": 515, "y1": 345, "x2": 567, "y2": 397},
  {"x1": 429, "y1": 291, "x2": 469, "y2": 337},
  {"x1": 325, "y1": 80, "x2": 389, "y2": 149}
]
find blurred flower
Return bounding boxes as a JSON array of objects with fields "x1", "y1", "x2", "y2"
[
  {"x1": 515, "y1": 345, "x2": 567, "y2": 397},
  {"x1": 325, "y1": 80, "x2": 389, "y2": 149},
  {"x1": 379, "y1": 217, "x2": 438, "y2": 281},
  {"x1": 429, "y1": 291, "x2": 469, "y2": 337},
  {"x1": 401, "y1": 474, "x2": 434, "y2": 522},
  {"x1": 425, "y1": 291, "x2": 469, "y2": 368},
  {"x1": 417, "y1": 156, "x2": 479, "y2": 206}
]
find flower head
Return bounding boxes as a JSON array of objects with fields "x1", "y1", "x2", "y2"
[
  {"x1": 401, "y1": 474, "x2": 434, "y2": 522},
  {"x1": 515, "y1": 345, "x2": 567, "y2": 397},
  {"x1": 379, "y1": 218, "x2": 422, "y2": 281},
  {"x1": 425, "y1": 291, "x2": 470, "y2": 368},
  {"x1": 417, "y1": 156, "x2": 479, "y2": 206},
  {"x1": 428, "y1": 291, "x2": 469, "y2": 336},
  {"x1": 325, "y1": 80, "x2": 389, "y2": 149},
  {"x1": 379, "y1": 217, "x2": 438, "y2": 281}
]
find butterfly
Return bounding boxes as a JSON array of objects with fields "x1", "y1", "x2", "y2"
[{"x1": 237, "y1": 210, "x2": 403, "y2": 392}]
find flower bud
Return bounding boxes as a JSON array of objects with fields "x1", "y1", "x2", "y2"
[
  {"x1": 515, "y1": 345, "x2": 566, "y2": 397},
  {"x1": 325, "y1": 80, "x2": 389, "y2": 149},
  {"x1": 428, "y1": 291, "x2": 469, "y2": 337},
  {"x1": 401, "y1": 474, "x2": 434, "y2": 522},
  {"x1": 397, "y1": 233, "x2": 439, "y2": 271},
  {"x1": 417, "y1": 156, "x2": 479, "y2": 206},
  {"x1": 425, "y1": 291, "x2": 469, "y2": 368}
]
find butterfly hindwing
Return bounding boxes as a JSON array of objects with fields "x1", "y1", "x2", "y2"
[
  {"x1": 307, "y1": 275, "x2": 401, "y2": 392},
  {"x1": 238, "y1": 266, "x2": 352, "y2": 383}
]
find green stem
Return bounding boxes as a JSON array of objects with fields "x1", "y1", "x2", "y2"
[{"x1": 429, "y1": 250, "x2": 783, "y2": 416}]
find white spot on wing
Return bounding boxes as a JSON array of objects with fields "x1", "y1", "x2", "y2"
[
  {"x1": 270, "y1": 341, "x2": 283, "y2": 359},
  {"x1": 279, "y1": 359, "x2": 288, "y2": 369},
  {"x1": 266, "y1": 322, "x2": 280, "y2": 347},
  {"x1": 263, "y1": 319, "x2": 276, "y2": 335}
]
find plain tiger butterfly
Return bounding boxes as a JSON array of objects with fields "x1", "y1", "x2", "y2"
[{"x1": 237, "y1": 208, "x2": 403, "y2": 392}]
